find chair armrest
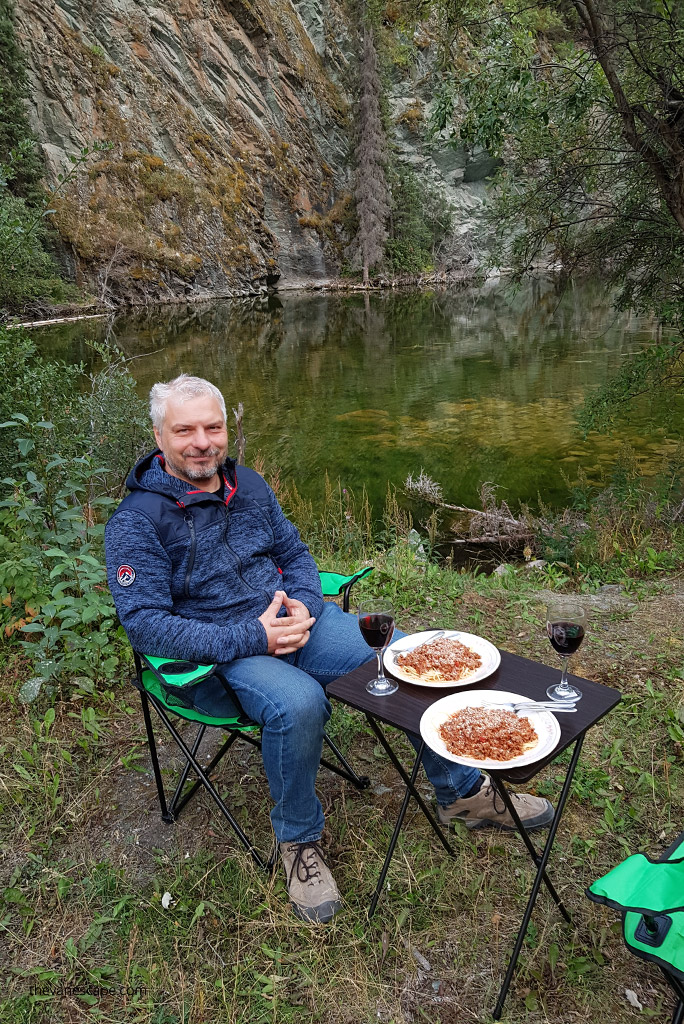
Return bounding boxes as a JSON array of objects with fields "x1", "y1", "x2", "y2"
[
  {"x1": 318, "y1": 567, "x2": 373, "y2": 612},
  {"x1": 137, "y1": 653, "x2": 217, "y2": 689}
]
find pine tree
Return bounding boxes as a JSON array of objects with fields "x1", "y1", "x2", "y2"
[
  {"x1": 0, "y1": 0, "x2": 44, "y2": 201},
  {"x1": 351, "y1": 25, "x2": 389, "y2": 285}
]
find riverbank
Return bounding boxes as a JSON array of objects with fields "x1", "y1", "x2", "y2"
[
  {"x1": 3, "y1": 266, "x2": 486, "y2": 325},
  {"x1": 1, "y1": 549, "x2": 683, "y2": 1024}
]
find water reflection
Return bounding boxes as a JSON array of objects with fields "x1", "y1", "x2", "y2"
[{"x1": 38, "y1": 279, "x2": 683, "y2": 512}]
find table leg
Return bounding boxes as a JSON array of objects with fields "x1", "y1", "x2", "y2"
[
  {"x1": 492, "y1": 735, "x2": 585, "y2": 1020},
  {"x1": 365, "y1": 716, "x2": 456, "y2": 857},
  {"x1": 368, "y1": 745, "x2": 424, "y2": 918},
  {"x1": 489, "y1": 782, "x2": 571, "y2": 921}
]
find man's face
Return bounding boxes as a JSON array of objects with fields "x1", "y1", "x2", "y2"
[{"x1": 154, "y1": 395, "x2": 229, "y2": 485}]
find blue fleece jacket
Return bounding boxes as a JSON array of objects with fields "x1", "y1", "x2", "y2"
[{"x1": 104, "y1": 451, "x2": 324, "y2": 662}]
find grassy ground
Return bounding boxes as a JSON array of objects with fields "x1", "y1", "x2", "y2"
[{"x1": 1, "y1": 561, "x2": 683, "y2": 1024}]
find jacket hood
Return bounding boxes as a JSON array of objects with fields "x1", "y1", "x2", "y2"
[{"x1": 125, "y1": 449, "x2": 237, "y2": 500}]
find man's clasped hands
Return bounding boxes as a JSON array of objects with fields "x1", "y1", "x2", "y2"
[{"x1": 258, "y1": 590, "x2": 316, "y2": 655}]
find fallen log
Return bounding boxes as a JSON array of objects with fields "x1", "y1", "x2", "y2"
[{"x1": 7, "y1": 313, "x2": 109, "y2": 329}]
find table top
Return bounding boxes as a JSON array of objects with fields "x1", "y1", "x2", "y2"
[{"x1": 327, "y1": 649, "x2": 621, "y2": 783}]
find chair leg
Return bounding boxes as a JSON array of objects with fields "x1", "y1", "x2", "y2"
[
  {"x1": 139, "y1": 691, "x2": 269, "y2": 869},
  {"x1": 665, "y1": 970, "x2": 684, "y2": 1024},
  {"x1": 659, "y1": 962, "x2": 684, "y2": 1019},
  {"x1": 151, "y1": 700, "x2": 270, "y2": 869},
  {"x1": 322, "y1": 731, "x2": 371, "y2": 789},
  {"x1": 266, "y1": 837, "x2": 280, "y2": 873},
  {"x1": 140, "y1": 690, "x2": 174, "y2": 823},
  {"x1": 172, "y1": 731, "x2": 242, "y2": 818},
  {"x1": 168, "y1": 723, "x2": 207, "y2": 815},
  {"x1": 228, "y1": 725, "x2": 372, "y2": 791}
]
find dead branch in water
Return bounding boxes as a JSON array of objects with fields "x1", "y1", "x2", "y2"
[
  {"x1": 405, "y1": 472, "x2": 536, "y2": 548},
  {"x1": 405, "y1": 471, "x2": 592, "y2": 554}
]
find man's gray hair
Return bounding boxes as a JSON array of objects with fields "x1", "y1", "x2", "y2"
[{"x1": 149, "y1": 374, "x2": 227, "y2": 431}]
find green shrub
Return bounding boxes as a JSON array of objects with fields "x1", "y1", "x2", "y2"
[
  {"x1": 0, "y1": 0, "x2": 75, "y2": 311},
  {"x1": 385, "y1": 237, "x2": 432, "y2": 274},
  {"x1": 0, "y1": 191, "x2": 70, "y2": 309},
  {"x1": 531, "y1": 446, "x2": 684, "y2": 574},
  {"x1": 0, "y1": 325, "x2": 149, "y2": 690},
  {"x1": 0, "y1": 0, "x2": 45, "y2": 202},
  {"x1": 385, "y1": 163, "x2": 454, "y2": 274},
  {"x1": 0, "y1": 326, "x2": 148, "y2": 485},
  {"x1": 0, "y1": 452, "x2": 123, "y2": 686}
]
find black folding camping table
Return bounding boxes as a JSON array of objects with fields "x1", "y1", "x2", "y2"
[{"x1": 328, "y1": 648, "x2": 620, "y2": 1019}]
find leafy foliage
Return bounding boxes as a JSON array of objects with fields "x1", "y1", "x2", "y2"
[
  {"x1": 579, "y1": 340, "x2": 684, "y2": 432},
  {"x1": 0, "y1": 3, "x2": 109, "y2": 311},
  {"x1": 0, "y1": 449, "x2": 122, "y2": 685},
  {"x1": 429, "y1": 0, "x2": 684, "y2": 391},
  {"x1": 0, "y1": 325, "x2": 148, "y2": 688},
  {"x1": 0, "y1": 189, "x2": 70, "y2": 310},
  {"x1": 0, "y1": 0, "x2": 44, "y2": 201},
  {"x1": 0, "y1": 0, "x2": 70, "y2": 311},
  {"x1": 0, "y1": 326, "x2": 148, "y2": 483},
  {"x1": 385, "y1": 163, "x2": 454, "y2": 272}
]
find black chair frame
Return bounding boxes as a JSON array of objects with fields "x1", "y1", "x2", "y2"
[{"x1": 132, "y1": 654, "x2": 371, "y2": 872}]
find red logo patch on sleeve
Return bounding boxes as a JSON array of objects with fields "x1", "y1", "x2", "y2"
[{"x1": 117, "y1": 564, "x2": 136, "y2": 587}]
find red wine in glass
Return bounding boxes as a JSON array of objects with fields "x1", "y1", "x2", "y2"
[
  {"x1": 358, "y1": 600, "x2": 397, "y2": 696},
  {"x1": 546, "y1": 602, "x2": 586, "y2": 702},
  {"x1": 548, "y1": 622, "x2": 585, "y2": 657},
  {"x1": 359, "y1": 613, "x2": 394, "y2": 648}
]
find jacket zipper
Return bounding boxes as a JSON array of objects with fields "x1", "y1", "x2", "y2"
[
  {"x1": 184, "y1": 513, "x2": 196, "y2": 597},
  {"x1": 222, "y1": 506, "x2": 260, "y2": 594}
]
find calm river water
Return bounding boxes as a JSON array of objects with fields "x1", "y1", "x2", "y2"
[{"x1": 39, "y1": 278, "x2": 684, "y2": 515}]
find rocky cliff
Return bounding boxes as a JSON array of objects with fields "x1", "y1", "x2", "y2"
[{"x1": 15, "y1": 0, "x2": 488, "y2": 304}]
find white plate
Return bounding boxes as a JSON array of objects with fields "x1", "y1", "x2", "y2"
[
  {"x1": 384, "y1": 630, "x2": 501, "y2": 688},
  {"x1": 419, "y1": 689, "x2": 562, "y2": 769}
]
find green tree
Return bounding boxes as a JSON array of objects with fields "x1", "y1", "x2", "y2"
[
  {"x1": 0, "y1": 0, "x2": 43, "y2": 201},
  {"x1": 0, "y1": 0, "x2": 71, "y2": 312},
  {"x1": 430, "y1": 0, "x2": 684, "y2": 411},
  {"x1": 386, "y1": 163, "x2": 454, "y2": 273}
]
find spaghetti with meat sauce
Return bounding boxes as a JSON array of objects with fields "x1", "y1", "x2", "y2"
[
  {"x1": 395, "y1": 636, "x2": 482, "y2": 683},
  {"x1": 438, "y1": 707, "x2": 538, "y2": 760}
]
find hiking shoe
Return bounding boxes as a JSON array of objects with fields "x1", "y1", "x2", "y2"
[
  {"x1": 438, "y1": 775, "x2": 554, "y2": 832},
  {"x1": 280, "y1": 841, "x2": 341, "y2": 923}
]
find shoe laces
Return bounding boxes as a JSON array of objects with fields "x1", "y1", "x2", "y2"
[
  {"x1": 285, "y1": 841, "x2": 329, "y2": 888},
  {"x1": 483, "y1": 781, "x2": 522, "y2": 815}
]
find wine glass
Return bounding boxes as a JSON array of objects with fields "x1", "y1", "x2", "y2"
[
  {"x1": 358, "y1": 599, "x2": 397, "y2": 696},
  {"x1": 545, "y1": 601, "x2": 587, "y2": 702}
]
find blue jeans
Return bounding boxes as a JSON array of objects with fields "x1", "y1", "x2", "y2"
[{"x1": 192, "y1": 603, "x2": 481, "y2": 843}]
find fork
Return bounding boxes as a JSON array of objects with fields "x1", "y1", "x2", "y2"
[
  {"x1": 480, "y1": 700, "x2": 577, "y2": 714},
  {"x1": 392, "y1": 629, "x2": 447, "y2": 660}
]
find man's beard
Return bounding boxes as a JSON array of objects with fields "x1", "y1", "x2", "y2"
[{"x1": 165, "y1": 447, "x2": 225, "y2": 482}]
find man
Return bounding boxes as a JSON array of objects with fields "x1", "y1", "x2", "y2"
[{"x1": 105, "y1": 375, "x2": 553, "y2": 924}]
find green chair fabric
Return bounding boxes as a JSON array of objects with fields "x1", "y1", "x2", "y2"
[
  {"x1": 319, "y1": 567, "x2": 373, "y2": 597},
  {"x1": 138, "y1": 654, "x2": 257, "y2": 729},
  {"x1": 143, "y1": 655, "x2": 216, "y2": 688},
  {"x1": 587, "y1": 832, "x2": 684, "y2": 1019},
  {"x1": 588, "y1": 847, "x2": 684, "y2": 918}
]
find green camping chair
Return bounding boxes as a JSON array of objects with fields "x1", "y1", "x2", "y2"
[
  {"x1": 132, "y1": 568, "x2": 374, "y2": 871},
  {"x1": 587, "y1": 831, "x2": 684, "y2": 1023}
]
